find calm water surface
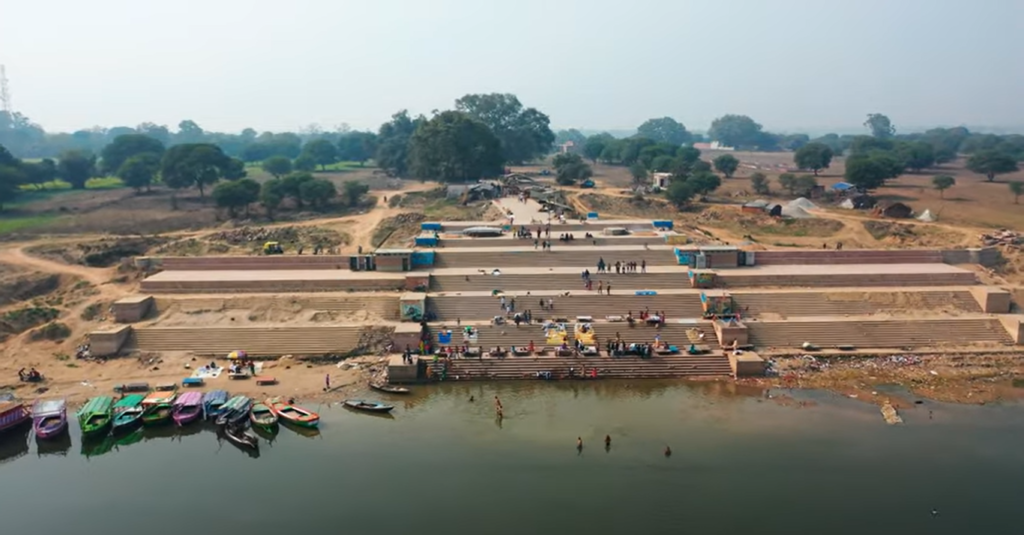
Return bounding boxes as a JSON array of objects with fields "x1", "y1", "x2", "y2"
[{"x1": 1, "y1": 381, "x2": 1022, "y2": 535}]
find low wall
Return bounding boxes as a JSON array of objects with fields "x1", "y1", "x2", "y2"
[
  {"x1": 970, "y1": 287, "x2": 1012, "y2": 313},
  {"x1": 388, "y1": 361, "x2": 420, "y2": 383},
  {"x1": 714, "y1": 319, "x2": 748, "y2": 347},
  {"x1": 113, "y1": 296, "x2": 153, "y2": 323},
  {"x1": 729, "y1": 351, "x2": 766, "y2": 377},
  {"x1": 998, "y1": 316, "x2": 1024, "y2": 344},
  {"x1": 155, "y1": 256, "x2": 353, "y2": 270},
  {"x1": 89, "y1": 325, "x2": 132, "y2": 357}
]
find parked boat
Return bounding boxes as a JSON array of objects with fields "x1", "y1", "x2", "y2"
[
  {"x1": 172, "y1": 392, "x2": 203, "y2": 426},
  {"x1": 215, "y1": 396, "x2": 252, "y2": 426},
  {"x1": 268, "y1": 399, "x2": 320, "y2": 428},
  {"x1": 369, "y1": 382, "x2": 411, "y2": 394},
  {"x1": 202, "y1": 390, "x2": 229, "y2": 419},
  {"x1": 31, "y1": 399, "x2": 67, "y2": 439},
  {"x1": 141, "y1": 391, "x2": 176, "y2": 426},
  {"x1": 249, "y1": 402, "x2": 278, "y2": 429},
  {"x1": 112, "y1": 394, "x2": 147, "y2": 432},
  {"x1": 77, "y1": 396, "x2": 114, "y2": 436},
  {"x1": 343, "y1": 399, "x2": 394, "y2": 413},
  {"x1": 0, "y1": 401, "x2": 30, "y2": 434},
  {"x1": 222, "y1": 423, "x2": 258, "y2": 450}
]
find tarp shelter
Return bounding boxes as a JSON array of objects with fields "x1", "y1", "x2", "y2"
[
  {"x1": 848, "y1": 194, "x2": 876, "y2": 209},
  {"x1": 917, "y1": 209, "x2": 935, "y2": 222},
  {"x1": 882, "y1": 202, "x2": 913, "y2": 219},
  {"x1": 831, "y1": 182, "x2": 855, "y2": 191}
]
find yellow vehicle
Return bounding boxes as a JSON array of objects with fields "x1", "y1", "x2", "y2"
[{"x1": 263, "y1": 241, "x2": 284, "y2": 255}]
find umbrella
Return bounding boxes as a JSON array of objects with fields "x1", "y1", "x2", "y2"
[{"x1": 228, "y1": 350, "x2": 248, "y2": 360}]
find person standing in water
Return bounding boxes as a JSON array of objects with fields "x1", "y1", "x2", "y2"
[
  {"x1": 577, "y1": 437, "x2": 583, "y2": 450},
  {"x1": 604, "y1": 435, "x2": 611, "y2": 450},
  {"x1": 324, "y1": 373, "x2": 331, "y2": 392}
]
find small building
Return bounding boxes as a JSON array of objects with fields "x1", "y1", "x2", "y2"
[
  {"x1": 881, "y1": 202, "x2": 913, "y2": 219},
  {"x1": 742, "y1": 200, "x2": 770, "y2": 214},
  {"x1": 651, "y1": 172, "x2": 672, "y2": 189},
  {"x1": 849, "y1": 194, "x2": 876, "y2": 209}
]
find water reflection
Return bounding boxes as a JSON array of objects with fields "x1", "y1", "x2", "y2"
[
  {"x1": 36, "y1": 432, "x2": 72, "y2": 457},
  {"x1": 280, "y1": 421, "x2": 321, "y2": 439},
  {"x1": 0, "y1": 423, "x2": 30, "y2": 465}
]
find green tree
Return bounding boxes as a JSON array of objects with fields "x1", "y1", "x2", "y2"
[
  {"x1": 281, "y1": 172, "x2": 315, "y2": 208},
  {"x1": 259, "y1": 178, "x2": 285, "y2": 218},
  {"x1": 793, "y1": 175, "x2": 818, "y2": 196},
  {"x1": 617, "y1": 137, "x2": 656, "y2": 166},
  {"x1": 300, "y1": 178, "x2": 337, "y2": 209},
  {"x1": 342, "y1": 180, "x2": 369, "y2": 207},
  {"x1": 712, "y1": 154, "x2": 739, "y2": 178},
  {"x1": 0, "y1": 164, "x2": 26, "y2": 211},
  {"x1": 636, "y1": 117, "x2": 691, "y2": 146},
  {"x1": 160, "y1": 143, "x2": 231, "y2": 198},
  {"x1": 665, "y1": 180, "x2": 695, "y2": 208},
  {"x1": 1010, "y1": 181, "x2": 1024, "y2": 204},
  {"x1": 599, "y1": 144, "x2": 620, "y2": 164},
  {"x1": 849, "y1": 135, "x2": 895, "y2": 155},
  {"x1": 750, "y1": 172, "x2": 769, "y2": 195},
  {"x1": 898, "y1": 141, "x2": 936, "y2": 173},
  {"x1": 864, "y1": 113, "x2": 895, "y2": 139},
  {"x1": 793, "y1": 143, "x2": 834, "y2": 175},
  {"x1": 554, "y1": 129, "x2": 587, "y2": 147},
  {"x1": 650, "y1": 155, "x2": 675, "y2": 173},
  {"x1": 175, "y1": 120, "x2": 206, "y2": 144},
  {"x1": 583, "y1": 134, "x2": 613, "y2": 163},
  {"x1": 780, "y1": 134, "x2": 810, "y2": 151},
  {"x1": 688, "y1": 171, "x2": 721, "y2": 197},
  {"x1": 932, "y1": 175, "x2": 955, "y2": 198},
  {"x1": 455, "y1": 93, "x2": 554, "y2": 163},
  {"x1": 777, "y1": 172, "x2": 797, "y2": 195},
  {"x1": 293, "y1": 154, "x2": 316, "y2": 172},
  {"x1": 409, "y1": 111, "x2": 504, "y2": 182},
  {"x1": 223, "y1": 158, "x2": 247, "y2": 180},
  {"x1": 301, "y1": 139, "x2": 339, "y2": 170},
  {"x1": 376, "y1": 110, "x2": 424, "y2": 177},
  {"x1": 638, "y1": 143, "x2": 680, "y2": 169},
  {"x1": 262, "y1": 156, "x2": 292, "y2": 178},
  {"x1": 844, "y1": 154, "x2": 889, "y2": 191},
  {"x1": 708, "y1": 115, "x2": 765, "y2": 149},
  {"x1": 212, "y1": 178, "x2": 259, "y2": 217},
  {"x1": 99, "y1": 134, "x2": 165, "y2": 175},
  {"x1": 57, "y1": 150, "x2": 97, "y2": 189},
  {"x1": 556, "y1": 161, "x2": 593, "y2": 186},
  {"x1": 629, "y1": 162, "x2": 648, "y2": 185},
  {"x1": 966, "y1": 150, "x2": 1019, "y2": 182},
  {"x1": 117, "y1": 153, "x2": 161, "y2": 193},
  {"x1": 337, "y1": 132, "x2": 378, "y2": 165}
]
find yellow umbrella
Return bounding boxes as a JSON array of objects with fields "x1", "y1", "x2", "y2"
[{"x1": 227, "y1": 350, "x2": 247, "y2": 360}]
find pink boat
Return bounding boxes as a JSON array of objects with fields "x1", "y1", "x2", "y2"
[
  {"x1": 172, "y1": 392, "x2": 203, "y2": 426},
  {"x1": 31, "y1": 399, "x2": 68, "y2": 439}
]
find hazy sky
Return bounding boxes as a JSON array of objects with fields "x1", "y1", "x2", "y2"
[{"x1": 2, "y1": 0, "x2": 1022, "y2": 134}]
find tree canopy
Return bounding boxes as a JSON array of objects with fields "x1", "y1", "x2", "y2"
[
  {"x1": 583, "y1": 134, "x2": 614, "y2": 163},
  {"x1": 554, "y1": 129, "x2": 587, "y2": 147},
  {"x1": 864, "y1": 113, "x2": 895, "y2": 139},
  {"x1": 636, "y1": 117, "x2": 691, "y2": 146},
  {"x1": 966, "y1": 150, "x2": 1019, "y2": 182},
  {"x1": 341, "y1": 180, "x2": 369, "y2": 207},
  {"x1": 455, "y1": 93, "x2": 554, "y2": 164},
  {"x1": 160, "y1": 143, "x2": 232, "y2": 197},
  {"x1": 1010, "y1": 181, "x2": 1024, "y2": 204},
  {"x1": 299, "y1": 178, "x2": 337, "y2": 209},
  {"x1": 100, "y1": 134, "x2": 165, "y2": 175},
  {"x1": 57, "y1": 150, "x2": 97, "y2": 189},
  {"x1": 409, "y1": 111, "x2": 504, "y2": 182},
  {"x1": 301, "y1": 139, "x2": 339, "y2": 170},
  {"x1": 261, "y1": 156, "x2": 292, "y2": 178},
  {"x1": 665, "y1": 180, "x2": 695, "y2": 208},
  {"x1": 708, "y1": 115, "x2": 767, "y2": 149},
  {"x1": 212, "y1": 178, "x2": 260, "y2": 217},
  {"x1": 337, "y1": 132, "x2": 378, "y2": 165},
  {"x1": 712, "y1": 154, "x2": 739, "y2": 178},
  {"x1": 552, "y1": 153, "x2": 593, "y2": 186},
  {"x1": 793, "y1": 143, "x2": 833, "y2": 175},
  {"x1": 118, "y1": 153, "x2": 161, "y2": 192},
  {"x1": 932, "y1": 175, "x2": 955, "y2": 198},
  {"x1": 844, "y1": 154, "x2": 890, "y2": 191},
  {"x1": 375, "y1": 110, "x2": 423, "y2": 177}
]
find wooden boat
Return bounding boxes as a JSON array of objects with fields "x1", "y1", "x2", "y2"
[
  {"x1": 343, "y1": 399, "x2": 394, "y2": 413},
  {"x1": 202, "y1": 390, "x2": 229, "y2": 419},
  {"x1": 268, "y1": 399, "x2": 319, "y2": 428},
  {"x1": 369, "y1": 382, "x2": 411, "y2": 394},
  {"x1": 0, "y1": 401, "x2": 30, "y2": 434},
  {"x1": 223, "y1": 423, "x2": 258, "y2": 450},
  {"x1": 112, "y1": 394, "x2": 147, "y2": 431},
  {"x1": 249, "y1": 402, "x2": 278, "y2": 429},
  {"x1": 31, "y1": 399, "x2": 67, "y2": 439},
  {"x1": 172, "y1": 391, "x2": 203, "y2": 426},
  {"x1": 77, "y1": 396, "x2": 114, "y2": 436},
  {"x1": 141, "y1": 391, "x2": 176, "y2": 426},
  {"x1": 215, "y1": 396, "x2": 252, "y2": 426}
]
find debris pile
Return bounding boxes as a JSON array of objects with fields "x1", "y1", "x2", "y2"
[{"x1": 979, "y1": 229, "x2": 1022, "y2": 247}]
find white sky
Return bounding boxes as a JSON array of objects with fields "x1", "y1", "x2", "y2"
[{"x1": 1, "y1": 0, "x2": 1022, "y2": 134}]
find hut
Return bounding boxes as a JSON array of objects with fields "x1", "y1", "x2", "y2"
[{"x1": 881, "y1": 202, "x2": 913, "y2": 219}]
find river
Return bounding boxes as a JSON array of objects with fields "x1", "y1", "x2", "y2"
[{"x1": 1, "y1": 381, "x2": 1022, "y2": 535}]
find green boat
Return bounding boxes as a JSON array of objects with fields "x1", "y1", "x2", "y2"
[
  {"x1": 141, "y1": 391, "x2": 175, "y2": 425},
  {"x1": 112, "y1": 394, "x2": 146, "y2": 432},
  {"x1": 77, "y1": 396, "x2": 114, "y2": 436},
  {"x1": 249, "y1": 402, "x2": 278, "y2": 430}
]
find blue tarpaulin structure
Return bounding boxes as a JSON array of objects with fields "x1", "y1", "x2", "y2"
[
  {"x1": 653, "y1": 220, "x2": 674, "y2": 229},
  {"x1": 587, "y1": 212, "x2": 599, "y2": 219},
  {"x1": 831, "y1": 182, "x2": 854, "y2": 191},
  {"x1": 421, "y1": 222, "x2": 442, "y2": 231},
  {"x1": 675, "y1": 248, "x2": 692, "y2": 265},
  {"x1": 415, "y1": 236, "x2": 439, "y2": 247},
  {"x1": 410, "y1": 251, "x2": 435, "y2": 267}
]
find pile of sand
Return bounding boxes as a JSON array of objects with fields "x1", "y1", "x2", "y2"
[
  {"x1": 781, "y1": 205, "x2": 813, "y2": 219},
  {"x1": 788, "y1": 197, "x2": 818, "y2": 210}
]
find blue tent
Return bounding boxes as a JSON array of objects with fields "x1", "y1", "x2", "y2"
[{"x1": 831, "y1": 182, "x2": 854, "y2": 191}]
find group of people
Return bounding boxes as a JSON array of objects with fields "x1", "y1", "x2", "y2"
[
  {"x1": 228, "y1": 359, "x2": 256, "y2": 376},
  {"x1": 579, "y1": 269, "x2": 613, "y2": 294},
  {"x1": 625, "y1": 309, "x2": 666, "y2": 326},
  {"x1": 595, "y1": 257, "x2": 646, "y2": 274},
  {"x1": 605, "y1": 339, "x2": 655, "y2": 358},
  {"x1": 17, "y1": 367, "x2": 42, "y2": 382}
]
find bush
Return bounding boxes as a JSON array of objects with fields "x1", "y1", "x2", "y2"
[{"x1": 30, "y1": 322, "x2": 71, "y2": 341}]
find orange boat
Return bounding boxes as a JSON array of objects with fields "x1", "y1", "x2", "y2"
[{"x1": 267, "y1": 398, "x2": 319, "y2": 428}]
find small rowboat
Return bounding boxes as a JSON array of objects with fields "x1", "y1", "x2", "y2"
[
  {"x1": 215, "y1": 396, "x2": 252, "y2": 426},
  {"x1": 223, "y1": 423, "x2": 258, "y2": 450},
  {"x1": 369, "y1": 382, "x2": 411, "y2": 395},
  {"x1": 249, "y1": 402, "x2": 278, "y2": 429},
  {"x1": 172, "y1": 391, "x2": 203, "y2": 426},
  {"x1": 343, "y1": 400, "x2": 394, "y2": 413},
  {"x1": 267, "y1": 399, "x2": 319, "y2": 428},
  {"x1": 31, "y1": 399, "x2": 67, "y2": 439},
  {"x1": 0, "y1": 401, "x2": 30, "y2": 434},
  {"x1": 202, "y1": 390, "x2": 229, "y2": 419},
  {"x1": 112, "y1": 394, "x2": 146, "y2": 432},
  {"x1": 141, "y1": 391, "x2": 176, "y2": 426},
  {"x1": 77, "y1": 396, "x2": 114, "y2": 436}
]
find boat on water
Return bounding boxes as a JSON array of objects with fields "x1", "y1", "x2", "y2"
[
  {"x1": 77, "y1": 396, "x2": 114, "y2": 436},
  {"x1": 343, "y1": 399, "x2": 394, "y2": 413},
  {"x1": 215, "y1": 396, "x2": 252, "y2": 426},
  {"x1": 369, "y1": 382, "x2": 411, "y2": 395},
  {"x1": 249, "y1": 402, "x2": 278, "y2": 429},
  {"x1": 267, "y1": 399, "x2": 319, "y2": 428},
  {"x1": 222, "y1": 423, "x2": 259, "y2": 450},
  {"x1": 31, "y1": 399, "x2": 67, "y2": 439},
  {"x1": 0, "y1": 401, "x2": 30, "y2": 434},
  {"x1": 141, "y1": 391, "x2": 176, "y2": 426},
  {"x1": 172, "y1": 392, "x2": 203, "y2": 426},
  {"x1": 202, "y1": 390, "x2": 229, "y2": 419},
  {"x1": 112, "y1": 394, "x2": 147, "y2": 432}
]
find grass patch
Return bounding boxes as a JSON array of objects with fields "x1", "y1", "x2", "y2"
[
  {"x1": 20, "y1": 177, "x2": 125, "y2": 191},
  {"x1": 0, "y1": 214, "x2": 59, "y2": 234},
  {"x1": 80, "y1": 303, "x2": 104, "y2": 321},
  {"x1": 29, "y1": 321, "x2": 72, "y2": 342}
]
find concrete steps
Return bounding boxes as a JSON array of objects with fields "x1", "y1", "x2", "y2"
[
  {"x1": 153, "y1": 294, "x2": 401, "y2": 321},
  {"x1": 732, "y1": 290, "x2": 982, "y2": 317},
  {"x1": 427, "y1": 354, "x2": 733, "y2": 380},
  {"x1": 431, "y1": 272, "x2": 684, "y2": 292},
  {"x1": 717, "y1": 271, "x2": 975, "y2": 288},
  {"x1": 428, "y1": 322, "x2": 718, "y2": 349},
  {"x1": 427, "y1": 293, "x2": 703, "y2": 321},
  {"x1": 132, "y1": 325, "x2": 369, "y2": 356},
  {"x1": 436, "y1": 235, "x2": 669, "y2": 248},
  {"x1": 746, "y1": 318, "x2": 1013, "y2": 349},
  {"x1": 753, "y1": 249, "x2": 943, "y2": 266},
  {"x1": 433, "y1": 248, "x2": 678, "y2": 269}
]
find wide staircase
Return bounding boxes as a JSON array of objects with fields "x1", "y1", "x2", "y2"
[
  {"x1": 437, "y1": 235, "x2": 669, "y2": 248},
  {"x1": 158, "y1": 256, "x2": 352, "y2": 270},
  {"x1": 753, "y1": 249, "x2": 944, "y2": 266},
  {"x1": 717, "y1": 269, "x2": 975, "y2": 288},
  {"x1": 132, "y1": 325, "x2": 369, "y2": 356},
  {"x1": 427, "y1": 354, "x2": 734, "y2": 380},
  {"x1": 431, "y1": 271, "x2": 686, "y2": 292},
  {"x1": 153, "y1": 294, "x2": 401, "y2": 321},
  {"x1": 429, "y1": 322, "x2": 719, "y2": 350},
  {"x1": 433, "y1": 247, "x2": 678, "y2": 269},
  {"x1": 427, "y1": 293, "x2": 704, "y2": 321},
  {"x1": 731, "y1": 289, "x2": 982, "y2": 317},
  {"x1": 746, "y1": 318, "x2": 1013, "y2": 349}
]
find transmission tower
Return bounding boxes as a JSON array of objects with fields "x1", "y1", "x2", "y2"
[{"x1": 0, "y1": 65, "x2": 11, "y2": 113}]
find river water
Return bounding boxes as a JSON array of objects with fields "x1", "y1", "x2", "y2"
[{"x1": 1, "y1": 381, "x2": 1022, "y2": 535}]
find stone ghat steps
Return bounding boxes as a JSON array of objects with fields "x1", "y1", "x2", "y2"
[
  {"x1": 158, "y1": 256, "x2": 352, "y2": 271},
  {"x1": 428, "y1": 355, "x2": 734, "y2": 379},
  {"x1": 141, "y1": 278, "x2": 403, "y2": 293},
  {"x1": 433, "y1": 249, "x2": 678, "y2": 269},
  {"x1": 132, "y1": 326, "x2": 366, "y2": 356},
  {"x1": 431, "y1": 272, "x2": 683, "y2": 292},
  {"x1": 732, "y1": 290, "x2": 982, "y2": 316},
  {"x1": 753, "y1": 249, "x2": 943, "y2": 266},
  {"x1": 438, "y1": 221, "x2": 656, "y2": 233},
  {"x1": 747, "y1": 318, "x2": 1012, "y2": 348},
  {"x1": 427, "y1": 294, "x2": 704, "y2": 321},
  {"x1": 153, "y1": 295, "x2": 401, "y2": 320},
  {"x1": 429, "y1": 322, "x2": 719, "y2": 349},
  {"x1": 717, "y1": 271, "x2": 975, "y2": 288},
  {"x1": 436, "y1": 235, "x2": 669, "y2": 248}
]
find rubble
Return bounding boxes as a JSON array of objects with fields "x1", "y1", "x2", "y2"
[{"x1": 979, "y1": 229, "x2": 1021, "y2": 247}]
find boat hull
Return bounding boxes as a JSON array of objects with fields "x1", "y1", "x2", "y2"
[
  {"x1": 112, "y1": 411, "x2": 143, "y2": 432},
  {"x1": 33, "y1": 416, "x2": 67, "y2": 439},
  {"x1": 268, "y1": 401, "x2": 319, "y2": 428},
  {"x1": 142, "y1": 405, "x2": 173, "y2": 426},
  {"x1": 173, "y1": 407, "x2": 202, "y2": 426},
  {"x1": 344, "y1": 400, "x2": 394, "y2": 413}
]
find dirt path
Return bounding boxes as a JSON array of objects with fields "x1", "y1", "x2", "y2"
[{"x1": 0, "y1": 245, "x2": 113, "y2": 286}]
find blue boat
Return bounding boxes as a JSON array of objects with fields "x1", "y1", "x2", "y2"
[
  {"x1": 202, "y1": 390, "x2": 229, "y2": 420},
  {"x1": 343, "y1": 400, "x2": 394, "y2": 413},
  {"x1": 215, "y1": 396, "x2": 252, "y2": 426}
]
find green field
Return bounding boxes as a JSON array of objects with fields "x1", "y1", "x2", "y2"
[
  {"x1": 0, "y1": 214, "x2": 59, "y2": 234},
  {"x1": 19, "y1": 177, "x2": 125, "y2": 191}
]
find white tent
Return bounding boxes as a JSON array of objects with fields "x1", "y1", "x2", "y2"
[{"x1": 916, "y1": 209, "x2": 935, "y2": 222}]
